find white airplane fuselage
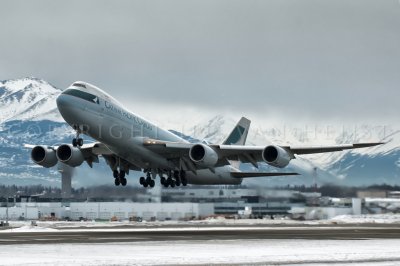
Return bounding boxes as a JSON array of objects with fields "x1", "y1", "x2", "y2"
[{"x1": 56, "y1": 83, "x2": 241, "y2": 185}]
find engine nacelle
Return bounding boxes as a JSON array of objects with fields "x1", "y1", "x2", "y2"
[
  {"x1": 189, "y1": 144, "x2": 219, "y2": 168},
  {"x1": 31, "y1": 146, "x2": 58, "y2": 168},
  {"x1": 262, "y1": 145, "x2": 292, "y2": 168},
  {"x1": 56, "y1": 144, "x2": 85, "y2": 167}
]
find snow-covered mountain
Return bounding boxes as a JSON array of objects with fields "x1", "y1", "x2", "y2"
[
  {"x1": 188, "y1": 115, "x2": 400, "y2": 186},
  {"x1": 0, "y1": 78, "x2": 112, "y2": 187},
  {"x1": 0, "y1": 78, "x2": 63, "y2": 123},
  {"x1": 1, "y1": 77, "x2": 399, "y2": 187}
]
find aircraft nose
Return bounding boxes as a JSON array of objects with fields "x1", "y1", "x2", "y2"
[
  {"x1": 56, "y1": 93, "x2": 68, "y2": 111},
  {"x1": 56, "y1": 91, "x2": 83, "y2": 125},
  {"x1": 56, "y1": 92, "x2": 77, "y2": 117}
]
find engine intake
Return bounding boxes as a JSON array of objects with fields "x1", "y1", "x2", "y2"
[
  {"x1": 56, "y1": 144, "x2": 85, "y2": 167},
  {"x1": 31, "y1": 146, "x2": 58, "y2": 168},
  {"x1": 262, "y1": 145, "x2": 292, "y2": 168},
  {"x1": 189, "y1": 144, "x2": 219, "y2": 167}
]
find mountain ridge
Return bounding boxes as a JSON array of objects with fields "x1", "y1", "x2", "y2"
[{"x1": 0, "y1": 77, "x2": 63, "y2": 123}]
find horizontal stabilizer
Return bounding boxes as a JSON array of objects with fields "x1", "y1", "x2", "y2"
[{"x1": 231, "y1": 172, "x2": 300, "y2": 178}]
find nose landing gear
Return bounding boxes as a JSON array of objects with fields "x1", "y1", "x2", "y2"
[
  {"x1": 72, "y1": 138, "x2": 84, "y2": 147},
  {"x1": 72, "y1": 125, "x2": 84, "y2": 147}
]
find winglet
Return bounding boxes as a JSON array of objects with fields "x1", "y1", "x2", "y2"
[
  {"x1": 353, "y1": 142, "x2": 385, "y2": 148},
  {"x1": 222, "y1": 117, "x2": 251, "y2": 145}
]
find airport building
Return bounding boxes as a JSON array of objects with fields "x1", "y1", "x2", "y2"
[
  {"x1": 2, "y1": 186, "x2": 399, "y2": 222},
  {"x1": 0, "y1": 202, "x2": 214, "y2": 221},
  {"x1": 162, "y1": 187, "x2": 319, "y2": 217},
  {"x1": 291, "y1": 198, "x2": 362, "y2": 220}
]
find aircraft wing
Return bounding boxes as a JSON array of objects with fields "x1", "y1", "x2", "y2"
[
  {"x1": 80, "y1": 142, "x2": 114, "y2": 156},
  {"x1": 25, "y1": 142, "x2": 113, "y2": 156},
  {"x1": 25, "y1": 142, "x2": 123, "y2": 168},
  {"x1": 281, "y1": 143, "x2": 384, "y2": 155},
  {"x1": 144, "y1": 139, "x2": 383, "y2": 170}
]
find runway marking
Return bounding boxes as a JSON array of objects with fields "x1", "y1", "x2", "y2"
[
  {"x1": 33, "y1": 238, "x2": 66, "y2": 241},
  {"x1": 92, "y1": 237, "x2": 150, "y2": 240},
  {"x1": 2, "y1": 226, "x2": 400, "y2": 245}
]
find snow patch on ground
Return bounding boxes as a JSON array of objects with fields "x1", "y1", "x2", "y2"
[
  {"x1": 330, "y1": 214, "x2": 400, "y2": 224},
  {"x1": 1, "y1": 225, "x2": 59, "y2": 233},
  {"x1": 5, "y1": 214, "x2": 400, "y2": 231},
  {"x1": 1, "y1": 239, "x2": 400, "y2": 265}
]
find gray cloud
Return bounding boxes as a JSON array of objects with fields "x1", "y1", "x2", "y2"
[{"x1": 1, "y1": 0, "x2": 400, "y2": 123}]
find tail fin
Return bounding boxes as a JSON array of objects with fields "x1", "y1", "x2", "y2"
[{"x1": 222, "y1": 117, "x2": 251, "y2": 145}]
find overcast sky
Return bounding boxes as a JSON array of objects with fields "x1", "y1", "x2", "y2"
[{"x1": 1, "y1": 0, "x2": 400, "y2": 127}]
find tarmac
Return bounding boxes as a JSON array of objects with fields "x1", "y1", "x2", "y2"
[{"x1": 1, "y1": 224, "x2": 400, "y2": 245}]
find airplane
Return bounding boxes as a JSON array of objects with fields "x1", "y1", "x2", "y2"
[{"x1": 26, "y1": 81, "x2": 383, "y2": 188}]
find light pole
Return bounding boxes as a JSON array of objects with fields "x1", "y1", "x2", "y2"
[{"x1": 5, "y1": 197, "x2": 9, "y2": 225}]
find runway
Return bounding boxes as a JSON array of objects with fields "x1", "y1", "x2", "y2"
[
  {"x1": 2, "y1": 225, "x2": 400, "y2": 265},
  {"x1": 2, "y1": 224, "x2": 400, "y2": 245}
]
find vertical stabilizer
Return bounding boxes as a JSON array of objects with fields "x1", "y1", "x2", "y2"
[{"x1": 222, "y1": 117, "x2": 251, "y2": 145}]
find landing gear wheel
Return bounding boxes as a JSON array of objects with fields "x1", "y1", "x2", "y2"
[
  {"x1": 119, "y1": 171, "x2": 126, "y2": 179},
  {"x1": 149, "y1": 179, "x2": 155, "y2": 188},
  {"x1": 160, "y1": 177, "x2": 166, "y2": 185},
  {"x1": 143, "y1": 182, "x2": 149, "y2": 188},
  {"x1": 121, "y1": 178, "x2": 127, "y2": 186},
  {"x1": 175, "y1": 179, "x2": 181, "y2": 187},
  {"x1": 113, "y1": 170, "x2": 119, "y2": 178},
  {"x1": 78, "y1": 138, "x2": 84, "y2": 147},
  {"x1": 180, "y1": 170, "x2": 187, "y2": 186},
  {"x1": 115, "y1": 178, "x2": 121, "y2": 186},
  {"x1": 139, "y1": 177, "x2": 145, "y2": 185},
  {"x1": 173, "y1": 171, "x2": 179, "y2": 179},
  {"x1": 181, "y1": 177, "x2": 188, "y2": 186},
  {"x1": 163, "y1": 177, "x2": 171, "y2": 188},
  {"x1": 72, "y1": 138, "x2": 84, "y2": 147},
  {"x1": 146, "y1": 176, "x2": 152, "y2": 184},
  {"x1": 167, "y1": 178, "x2": 173, "y2": 185}
]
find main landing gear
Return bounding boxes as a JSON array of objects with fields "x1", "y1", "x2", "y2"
[
  {"x1": 138, "y1": 170, "x2": 187, "y2": 188},
  {"x1": 114, "y1": 169, "x2": 127, "y2": 186},
  {"x1": 160, "y1": 170, "x2": 187, "y2": 188},
  {"x1": 139, "y1": 172, "x2": 155, "y2": 188},
  {"x1": 112, "y1": 167, "x2": 188, "y2": 188}
]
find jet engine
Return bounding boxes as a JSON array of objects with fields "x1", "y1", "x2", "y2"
[
  {"x1": 56, "y1": 144, "x2": 85, "y2": 167},
  {"x1": 31, "y1": 146, "x2": 58, "y2": 168},
  {"x1": 262, "y1": 145, "x2": 292, "y2": 168},
  {"x1": 189, "y1": 144, "x2": 219, "y2": 168}
]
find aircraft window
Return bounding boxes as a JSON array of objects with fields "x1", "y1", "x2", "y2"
[
  {"x1": 63, "y1": 89, "x2": 99, "y2": 104},
  {"x1": 73, "y1": 83, "x2": 86, "y2": 89}
]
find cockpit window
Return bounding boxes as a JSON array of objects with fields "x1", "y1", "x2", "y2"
[
  {"x1": 73, "y1": 83, "x2": 86, "y2": 89},
  {"x1": 63, "y1": 89, "x2": 99, "y2": 104}
]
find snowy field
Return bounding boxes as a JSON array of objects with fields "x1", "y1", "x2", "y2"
[
  {"x1": 0, "y1": 239, "x2": 400, "y2": 265},
  {"x1": 2, "y1": 215, "x2": 400, "y2": 265}
]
